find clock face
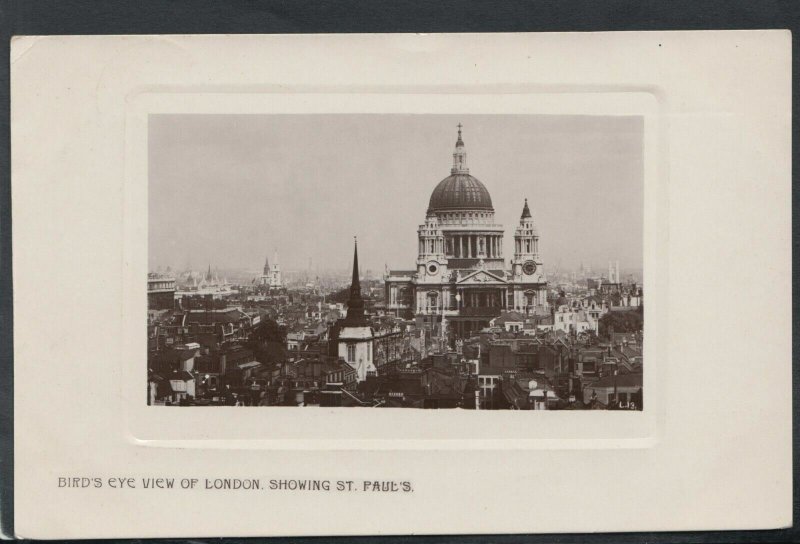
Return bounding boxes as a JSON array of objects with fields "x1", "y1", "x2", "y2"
[
  {"x1": 522, "y1": 260, "x2": 537, "y2": 275},
  {"x1": 427, "y1": 262, "x2": 439, "y2": 275}
]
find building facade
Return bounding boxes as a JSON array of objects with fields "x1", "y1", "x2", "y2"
[
  {"x1": 385, "y1": 126, "x2": 549, "y2": 341},
  {"x1": 147, "y1": 273, "x2": 176, "y2": 310}
]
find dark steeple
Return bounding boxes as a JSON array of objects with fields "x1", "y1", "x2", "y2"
[
  {"x1": 343, "y1": 237, "x2": 367, "y2": 326},
  {"x1": 521, "y1": 198, "x2": 532, "y2": 219}
]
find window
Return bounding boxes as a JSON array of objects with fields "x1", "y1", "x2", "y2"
[{"x1": 347, "y1": 344, "x2": 356, "y2": 363}]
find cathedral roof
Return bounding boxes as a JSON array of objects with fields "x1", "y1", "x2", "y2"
[
  {"x1": 428, "y1": 173, "x2": 494, "y2": 212},
  {"x1": 521, "y1": 198, "x2": 532, "y2": 219},
  {"x1": 427, "y1": 125, "x2": 494, "y2": 213}
]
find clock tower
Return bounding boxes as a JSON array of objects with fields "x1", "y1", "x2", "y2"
[
  {"x1": 512, "y1": 199, "x2": 540, "y2": 277},
  {"x1": 416, "y1": 211, "x2": 448, "y2": 281},
  {"x1": 511, "y1": 198, "x2": 547, "y2": 312}
]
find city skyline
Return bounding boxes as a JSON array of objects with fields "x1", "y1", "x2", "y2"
[
  {"x1": 147, "y1": 113, "x2": 645, "y2": 411},
  {"x1": 149, "y1": 114, "x2": 643, "y2": 274}
]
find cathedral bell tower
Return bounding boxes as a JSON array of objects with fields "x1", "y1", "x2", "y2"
[
  {"x1": 417, "y1": 211, "x2": 448, "y2": 282},
  {"x1": 512, "y1": 198, "x2": 541, "y2": 280},
  {"x1": 269, "y1": 250, "x2": 282, "y2": 287}
]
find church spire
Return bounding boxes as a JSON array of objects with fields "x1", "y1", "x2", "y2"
[
  {"x1": 344, "y1": 237, "x2": 367, "y2": 326},
  {"x1": 351, "y1": 237, "x2": 360, "y2": 292},
  {"x1": 451, "y1": 123, "x2": 469, "y2": 174}
]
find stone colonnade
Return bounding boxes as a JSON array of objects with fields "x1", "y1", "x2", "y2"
[{"x1": 447, "y1": 234, "x2": 503, "y2": 258}]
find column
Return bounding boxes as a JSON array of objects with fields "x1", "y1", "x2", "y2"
[{"x1": 458, "y1": 236, "x2": 463, "y2": 258}]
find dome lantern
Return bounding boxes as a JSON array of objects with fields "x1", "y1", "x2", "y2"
[{"x1": 451, "y1": 123, "x2": 469, "y2": 175}]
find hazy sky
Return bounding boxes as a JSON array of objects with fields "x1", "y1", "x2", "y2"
[{"x1": 149, "y1": 114, "x2": 643, "y2": 274}]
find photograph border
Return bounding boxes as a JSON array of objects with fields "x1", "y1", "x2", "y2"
[{"x1": 127, "y1": 91, "x2": 661, "y2": 448}]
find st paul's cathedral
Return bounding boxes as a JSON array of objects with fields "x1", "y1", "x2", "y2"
[{"x1": 385, "y1": 125, "x2": 549, "y2": 340}]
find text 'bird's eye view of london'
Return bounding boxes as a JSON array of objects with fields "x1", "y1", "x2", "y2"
[{"x1": 147, "y1": 114, "x2": 644, "y2": 410}]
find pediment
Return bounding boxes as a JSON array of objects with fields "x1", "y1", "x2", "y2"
[{"x1": 457, "y1": 269, "x2": 507, "y2": 285}]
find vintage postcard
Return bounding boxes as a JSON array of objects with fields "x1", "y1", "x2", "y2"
[{"x1": 11, "y1": 32, "x2": 791, "y2": 538}]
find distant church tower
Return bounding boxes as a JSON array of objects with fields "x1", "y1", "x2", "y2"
[
  {"x1": 259, "y1": 250, "x2": 282, "y2": 288},
  {"x1": 260, "y1": 255, "x2": 271, "y2": 286},
  {"x1": 269, "y1": 250, "x2": 282, "y2": 287},
  {"x1": 338, "y1": 238, "x2": 376, "y2": 382}
]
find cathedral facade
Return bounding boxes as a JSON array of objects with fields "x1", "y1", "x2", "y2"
[{"x1": 385, "y1": 126, "x2": 549, "y2": 339}]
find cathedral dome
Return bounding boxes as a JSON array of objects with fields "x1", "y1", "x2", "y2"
[{"x1": 427, "y1": 173, "x2": 494, "y2": 212}]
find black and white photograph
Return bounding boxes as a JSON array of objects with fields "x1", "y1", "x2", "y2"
[{"x1": 147, "y1": 114, "x2": 644, "y2": 410}]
